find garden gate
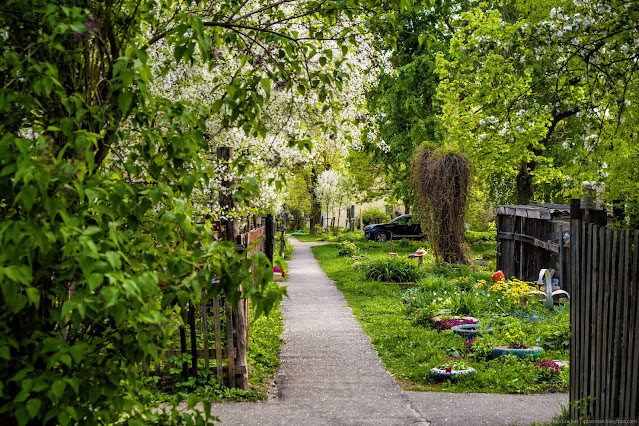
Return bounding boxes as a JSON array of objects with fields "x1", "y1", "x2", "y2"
[{"x1": 569, "y1": 201, "x2": 639, "y2": 420}]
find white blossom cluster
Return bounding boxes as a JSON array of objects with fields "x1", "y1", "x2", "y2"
[{"x1": 142, "y1": 6, "x2": 383, "y2": 218}]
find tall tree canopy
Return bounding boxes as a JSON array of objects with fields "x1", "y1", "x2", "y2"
[{"x1": 362, "y1": 3, "x2": 454, "y2": 207}]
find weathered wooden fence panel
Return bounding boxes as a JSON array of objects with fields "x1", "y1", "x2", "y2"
[
  {"x1": 496, "y1": 204, "x2": 571, "y2": 291},
  {"x1": 149, "y1": 216, "x2": 268, "y2": 390},
  {"x1": 570, "y1": 217, "x2": 639, "y2": 420}
]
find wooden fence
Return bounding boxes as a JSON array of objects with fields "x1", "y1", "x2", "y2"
[
  {"x1": 570, "y1": 217, "x2": 639, "y2": 420},
  {"x1": 148, "y1": 216, "x2": 274, "y2": 390},
  {"x1": 496, "y1": 204, "x2": 572, "y2": 291}
]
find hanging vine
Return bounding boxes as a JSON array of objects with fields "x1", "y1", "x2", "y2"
[{"x1": 411, "y1": 146, "x2": 473, "y2": 264}]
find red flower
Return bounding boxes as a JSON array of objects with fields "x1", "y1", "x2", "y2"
[{"x1": 445, "y1": 366, "x2": 452, "y2": 373}]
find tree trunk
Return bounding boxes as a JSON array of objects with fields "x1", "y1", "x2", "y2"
[
  {"x1": 308, "y1": 167, "x2": 322, "y2": 234},
  {"x1": 516, "y1": 161, "x2": 534, "y2": 205}
]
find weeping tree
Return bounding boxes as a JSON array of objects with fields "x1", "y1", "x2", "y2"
[{"x1": 411, "y1": 146, "x2": 472, "y2": 264}]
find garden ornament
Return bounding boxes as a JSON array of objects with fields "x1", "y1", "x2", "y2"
[
  {"x1": 491, "y1": 270, "x2": 505, "y2": 283},
  {"x1": 527, "y1": 268, "x2": 570, "y2": 309}
]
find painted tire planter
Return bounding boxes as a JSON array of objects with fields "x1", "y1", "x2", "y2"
[
  {"x1": 491, "y1": 346, "x2": 544, "y2": 360},
  {"x1": 430, "y1": 367, "x2": 476, "y2": 381},
  {"x1": 452, "y1": 323, "x2": 492, "y2": 339}
]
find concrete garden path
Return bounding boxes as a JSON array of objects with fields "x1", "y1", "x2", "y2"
[{"x1": 201, "y1": 238, "x2": 568, "y2": 425}]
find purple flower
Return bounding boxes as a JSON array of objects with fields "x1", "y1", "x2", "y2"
[
  {"x1": 436, "y1": 318, "x2": 477, "y2": 332},
  {"x1": 534, "y1": 360, "x2": 562, "y2": 373},
  {"x1": 465, "y1": 338, "x2": 476, "y2": 351}
]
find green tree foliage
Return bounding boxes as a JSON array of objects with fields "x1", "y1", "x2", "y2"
[
  {"x1": 363, "y1": 4, "x2": 454, "y2": 207},
  {"x1": 438, "y1": 0, "x2": 639, "y2": 208},
  {"x1": 0, "y1": 0, "x2": 430, "y2": 423}
]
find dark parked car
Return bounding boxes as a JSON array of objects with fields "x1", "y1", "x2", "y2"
[{"x1": 364, "y1": 214, "x2": 423, "y2": 242}]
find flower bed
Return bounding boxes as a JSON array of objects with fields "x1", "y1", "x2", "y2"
[{"x1": 313, "y1": 242, "x2": 570, "y2": 394}]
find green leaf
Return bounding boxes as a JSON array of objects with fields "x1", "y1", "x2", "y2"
[
  {"x1": 174, "y1": 45, "x2": 187, "y2": 63},
  {"x1": 15, "y1": 406, "x2": 29, "y2": 426},
  {"x1": 3, "y1": 265, "x2": 33, "y2": 284},
  {"x1": 87, "y1": 272, "x2": 103, "y2": 291},
  {"x1": 60, "y1": 300, "x2": 75, "y2": 318},
  {"x1": 60, "y1": 354, "x2": 72, "y2": 368},
  {"x1": 16, "y1": 184, "x2": 38, "y2": 212},
  {"x1": 259, "y1": 78, "x2": 271, "y2": 96},
  {"x1": 105, "y1": 251, "x2": 120, "y2": 269},
  {"x1": 118, "y1": 92, "x2": 132, "y2": 114},
  {"x1": 1, "y1": 282, "x2": 27, "y2": 313},
  {"x1": 120, "y1": 69, "x2": 133, "y2": 87},
  {"x1": 25, "y1": 287, "x2": 40, "y2": 309},
  {"x1": 50, "y1": 380, "x2": 66, "y2": 402},
  {"x1": 26, "y1": 398, "x2": 41, "y2": 418}
]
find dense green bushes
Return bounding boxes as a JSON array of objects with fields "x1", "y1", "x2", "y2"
[{"x1": 362, "y1": 207, "x2": 391, "y2": 225}]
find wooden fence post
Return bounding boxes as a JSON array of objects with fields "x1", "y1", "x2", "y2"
[
  {"x1": 213, "y1": 296, "x2": 223, "y2": 383},
  {"x1": 201, "y1": 288, "x2": 210, "y2": 372},
  {"x1": 217, "y1": 146, "x2": 250, "y2": 390},
  {"x1": 265, "y1": 214, "x2": 274, "y2": 263},
  {"x1": 188, "y1": 302, "x2": 197, "y2": 377}
]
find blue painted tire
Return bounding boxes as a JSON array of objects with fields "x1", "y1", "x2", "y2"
[
  {"x1": 430, "y1": 367, "x2": 476, "y2": 381},
  {"x1": 491, "y1": 346, "x2": 544, "y2": 360},
  {"x1": 451, "y1": 324, "x2": 492, "y2": 339}
]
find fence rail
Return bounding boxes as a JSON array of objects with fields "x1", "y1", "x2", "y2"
[{"x1": 570, "y1": 218, "x2": 639, "y2": 420}]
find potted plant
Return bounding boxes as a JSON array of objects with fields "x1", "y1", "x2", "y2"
[{"x1": 430, "y1": 356, "x2": 476, "y2": 380}]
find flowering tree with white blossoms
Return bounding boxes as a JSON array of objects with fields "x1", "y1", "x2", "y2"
[
  {"x1": 148, "y1": 27, "x2": 381, "y2": 223},
  {"x1": 437, "y1": 0, "x2": 639, "y2": 211},
  {"x1": 315, "y1": 169, "x2": 356, "y2": 231}
]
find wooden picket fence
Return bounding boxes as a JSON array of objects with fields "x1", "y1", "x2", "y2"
[
  {"x1": 147, "y1": 216, "x2": 274, "y2": 389},
  {"x1": 570, "y1": 218, "x2": 639, "y2": 420},
  {"x1": 150, "y1": 295, "x2": 247, "y2": 388}
]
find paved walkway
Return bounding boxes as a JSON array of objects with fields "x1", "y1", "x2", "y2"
[{"x1": 202, "y1": 238, "x2": 568, "y2": 425}]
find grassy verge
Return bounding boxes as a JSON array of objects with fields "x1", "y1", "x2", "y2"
[
  {"x1": 247, "y1": 291, "x2": 284, "y2": 393},
  {"x1": 312, "y1": 241, "x2": 569, "y2": 394}
]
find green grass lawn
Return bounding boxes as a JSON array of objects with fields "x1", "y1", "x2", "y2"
[{"x1": 311, "y1": 240, "x2": 570, "y2": 394}]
